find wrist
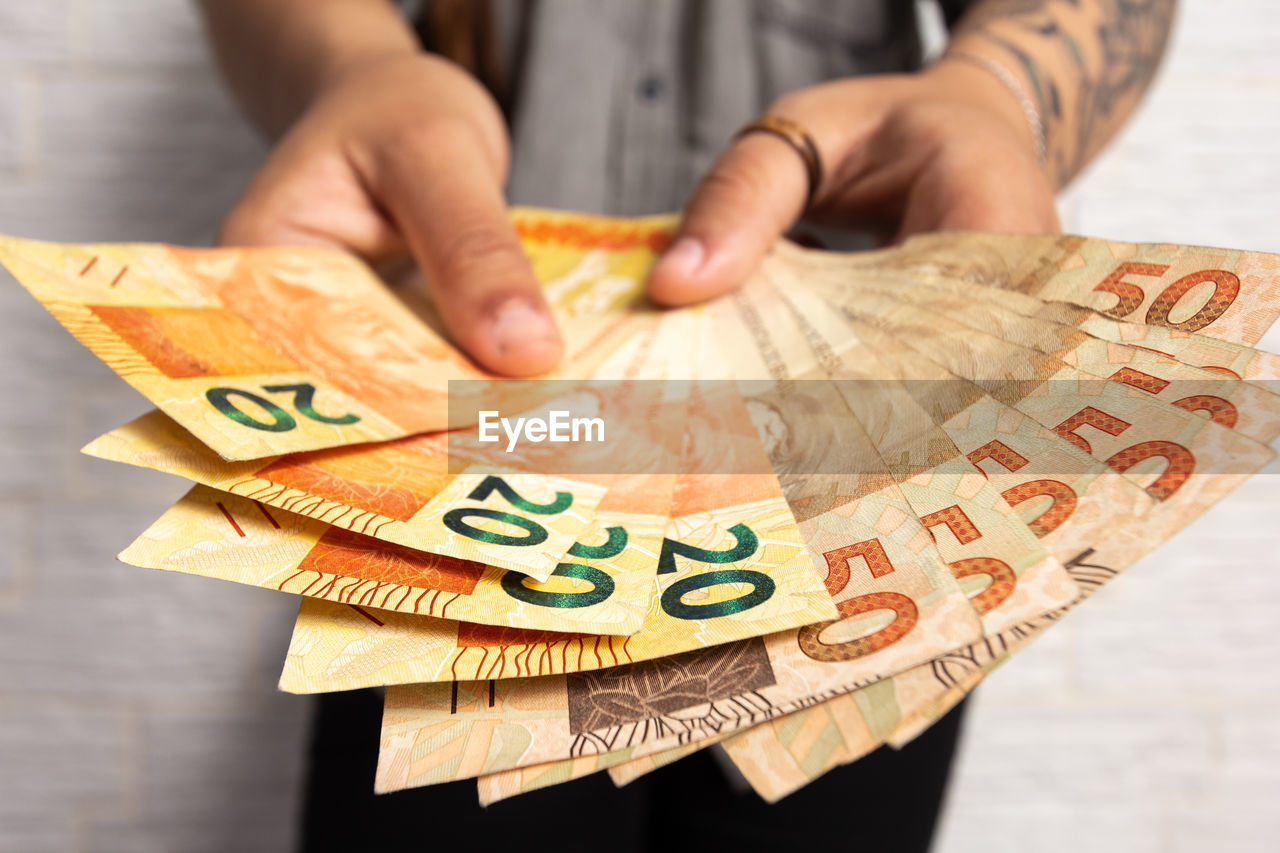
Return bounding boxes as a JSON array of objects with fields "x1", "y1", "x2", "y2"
[
  {"x1": 306, "y1": 43, "x2": 425, "y2": 103},
  {"x1": 305, "y1": 51, "x2": 511, "y2": 178},
  {"x1": 921, "y1": 56, "x2": 1050, "y2": 179}
]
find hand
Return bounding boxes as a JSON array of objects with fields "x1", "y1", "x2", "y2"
[
  {"x1": 648, "y1": 60, "x2": 1062, "y2": 306},
  {"x1": 220, "y1": 53, "x2": 563, "y2": 376}
]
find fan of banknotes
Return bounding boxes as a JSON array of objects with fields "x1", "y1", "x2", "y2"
[{"x1": 2, "y1": 208, "x2": 1278, "y2": 803}]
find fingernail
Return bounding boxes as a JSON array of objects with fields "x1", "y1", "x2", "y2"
[
  {"x1": 491, "y1": 299, "x2": 560, "y2": 357},
  {"x1": 657, "y1": 236, "x2": 705, "y2": 280}
]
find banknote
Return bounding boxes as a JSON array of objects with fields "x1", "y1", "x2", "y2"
[
  {"x1": 96, "y1": 411, "x2": 617, "y2": 581},
  {"x1": 828, "y1": 231, "x2": 1280, "y2": 347},
  {"x1": 313, "y1": 452, "x2": 982, "y2": 682},
  {"x1": 691, "y1": 307, "x2": 989, "y2": 686},
  {"x1": 866, "y1": 472, "x2": 1260, "y2": 746},
  {"x1": 831, "y1": 274, "x2": 1280, "y2": 444},
  {"x1": 484, "y1": 693, "x2": 869, "y2": 804},
  {"x1": 878, "y1": 465, "x2": 1274, "y2": 750},
  {"x1": 379, "y1": 271, "x2": 1165, "y2": 791},
  {"x1": 848, "y1": 259, "x2": 1280, "y2": 382},
  {"x1": 726, "y1": 449, "x2": 1272, "y2": 797},
  {"x1": 0, "y1": 209, "x2": 677, "y2": 459},
  {"x1": 780, "y1": 233, "x2": 1280, "y2": 383},
  {"x1": 120, "y1": 480, "x2": 663, "y2": 635},
  {"x1": 472, "y1": 716, "x2": 751, "y2": 805},
  {"x1": 780, "y1": 311, "x2": 1158, "y2": 574},
  {"x1": 475, "y1": 662, "x2": 863, "y2": 804}
]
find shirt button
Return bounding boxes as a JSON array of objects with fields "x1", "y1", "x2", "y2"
[{"x1": 637, "y1": 75, "x2": 664, "y2": 100}]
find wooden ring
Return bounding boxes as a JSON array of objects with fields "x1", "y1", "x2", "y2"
[{"x1": 734, "y1": 115, "x2": 825, "y2": 209}]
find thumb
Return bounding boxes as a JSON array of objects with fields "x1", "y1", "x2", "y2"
[
  {"x1": 648, "y1": 129, "x2": 814, "y2": 306},
  {"x1": 362, "y1": 123, "x2": 563, "y2": 377}
]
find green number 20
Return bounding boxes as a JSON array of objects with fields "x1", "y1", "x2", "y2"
[
  {"x1": 442, "y1": 476, "x2": 574, "y2": 548},
  {"x1": 205, "y1": 383, "x2": 360, "y2": 432},
  {"x1": 658, "y1": 522, "x2": 775, "y2": 620},
  {"x1": 499, "y1": 526, "x2": 628, "y2": 610}
]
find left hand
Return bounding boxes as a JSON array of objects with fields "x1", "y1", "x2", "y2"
[{"x1": 647, "y1": 60, "x2": 1062, "y2": 306}]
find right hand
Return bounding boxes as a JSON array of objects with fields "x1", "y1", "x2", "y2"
[{"x1": 221, "y1": 53, "x2": 563, "y2": 377}]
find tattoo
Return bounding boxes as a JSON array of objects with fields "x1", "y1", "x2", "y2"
[{"x1": 955, "y1": 0, "x2": 1176, "y2": 185}]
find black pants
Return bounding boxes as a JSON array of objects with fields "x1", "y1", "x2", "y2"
[{"x1": 300, "y1": 690, "x2": 968, "y2": 853}]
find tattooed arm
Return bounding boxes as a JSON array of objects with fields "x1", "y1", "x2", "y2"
[{"x1": 943, "y1": 0, "x2": 1177, "y2": 187}]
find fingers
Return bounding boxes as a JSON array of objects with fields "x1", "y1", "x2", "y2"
[
  {"x1": 361, "y1": 119, "x2": 562, "y2": 376},
  {"x1": 648, "y1": 132, "x2": 812, "y2": 306}
]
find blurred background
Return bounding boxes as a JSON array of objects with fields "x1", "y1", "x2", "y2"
[{"x1": 0, "y1": 2, "x2": 1276, "y2": 851}]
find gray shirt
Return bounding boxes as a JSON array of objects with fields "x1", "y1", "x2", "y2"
[{"x1": 414, "y1": 1, "x2": 970, "y2": 214}]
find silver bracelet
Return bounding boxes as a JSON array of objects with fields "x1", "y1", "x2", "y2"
[{"x1": 944, "y1": 51, "x2": 1048, "y2": 164}]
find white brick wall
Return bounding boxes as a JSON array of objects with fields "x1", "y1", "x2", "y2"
[{"x1": 0, "y1": 3, "x2": 1275, "y2": 852}]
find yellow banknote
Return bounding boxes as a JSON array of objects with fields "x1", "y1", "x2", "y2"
[
  {"x1": 120, "y1": 481, "x2": 661, "y2": 635},
  {"x1": 286, "y1": 443, "x2": 983, "y2": 692},
  {"x1": 91, "y1": 410, "x2": 616, "y2": 582}
]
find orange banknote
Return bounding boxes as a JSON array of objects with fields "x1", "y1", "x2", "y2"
[{"x1": 0, "y1": 209, "x2": 676, "y2": 459}]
